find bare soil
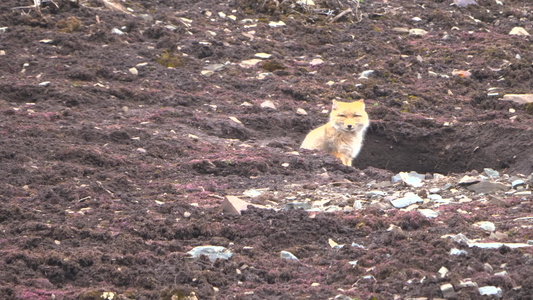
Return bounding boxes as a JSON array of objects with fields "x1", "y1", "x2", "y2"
[{"x1": 1, "y1": 0, "x2": 533, "y2": 299}]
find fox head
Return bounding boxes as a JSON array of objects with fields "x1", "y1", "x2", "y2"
[{"x1": 329, "y1": 99, "x2": 370, "y2": 133}]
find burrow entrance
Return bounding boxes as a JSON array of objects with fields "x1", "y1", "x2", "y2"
[{"x1": 356, "y1": 121, "x2": 533, "y2": 175}]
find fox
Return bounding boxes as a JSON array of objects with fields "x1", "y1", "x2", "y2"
[{"x1": 301, "y1": 99, "x2": 370, "y2": 166}]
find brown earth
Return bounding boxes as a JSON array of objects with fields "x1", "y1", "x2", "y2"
[{"x1": 1, "y1": 0, "x2": 533, "y2": 299}]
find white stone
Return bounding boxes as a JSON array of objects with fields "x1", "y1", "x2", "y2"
[
  {"x1": 296, "y1": 108, "x2": 307, "y2": 115},
  {"x1": 438, "y1": 266, "x2": 448, "y2": 278},
  {"x1": 228, "y1": 116, "x2": 242, "y2": 124},
  {"x1": 359, "y1": 70, "x2": 374, "y2": 79},
  {"x1": 297, "y1": 0, "x2": 315, "y2": 5},
  {"x1": 409, "y1": 29, "x2": 428, "y2": 36},
  {"x1": 255, "y1": 53, "x2": 272, "y2": 59},
  {"x1": 501, "y1": 94, "x2": 533, "y2": 104},
  {"x1": 269, "y1": 21, "x2": 286, "y2": 27},
  {"x1": 509, "y1": 27, "x2": 529, "y2": 36},
  {"x1": 390, "y1": 192, "x2": 423, "y2": 208},
  {"x1": 310, "y1": 58, "x2": 324, "y2": 65},
  {"x1": 129, "y1": 67, "x2": 138, "y2": 75},
  {"x1": 478, "y1": 286, "x2": 503, "y2": 297},
  {"x1": 280, "y1": 250, "x2": 299, "y2": 261},
  {"x1": 260, "y1": 100, "x2": 276, "y2": 110},
  {"x1": 239, "y1": 59, "x2": 262, "y2": 68},
  {"x1": 111, "y1": 28, "x2": 125, "y2": 35},
  {"x1": 440, "y1": 283, "x2": 455, "y2": 298},
  {"x1": 418, "y1": 209, "x2": 438, "y2": 218},
  {"x1": 473, "y1": 221, "x2": 496, "y2": 232},
  {"x1": 450, "y1": 248, "x2": 468, "y2": 255},
  {"x1": 188, "y1": 246, "x2": 233, "y2": 262}
]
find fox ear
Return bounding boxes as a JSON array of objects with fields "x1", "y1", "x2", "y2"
[
  {"x1": 332, "y1": 100, "x2": 338, "y2": 109},
  {"x1": 357, "y1": 98, "x2": 365, "y2": 103}
]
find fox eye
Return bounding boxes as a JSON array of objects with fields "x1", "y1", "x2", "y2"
[
  {"x1": 338, "y1": 113, "x2": 346, "y2": 117},
  {"x1": 353, "y1": 114, "x2": 361, "y2": 117}
]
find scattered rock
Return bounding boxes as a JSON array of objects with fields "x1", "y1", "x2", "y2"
[
  {"x1": 390, "y1": 192, "x2": 423, "y2": 208},
  {"x1": 239, "y1": 59, "x2": 262, "y2": 68},
  {"x1": 409, "y1": 29, "x2": 428, "y2": 36},
  {"x1": 396, "y1": 171, "x2": 425, "y2": 187},
  {"x1": 284, "y1": 202, "x2": 311, "y2": 210},
  {"x1": 260, "y1": 100, "x2": 277, "y2": 110},
  {"x1": 221, "y1": 196, "x2": 265, "y2": 215},
  {"x1": 111, "y1": 28, "x2": 125, "y2": 35},
  {"x1": 458, "y1": 279, "x2": 478, "y2": 288},
  {"x1": 38, "y1": 81, "x2": 51, "y2": 87},
  {"x1": 296, "y1": 108, "x2": 307, "y2": 115},
  {"x1": 228, "y1": 116, "x2": 242, "y2": 124},
  {"x1": 129, "y1": 67, "x2": 138, "y2": 75},
  {"x1": 478, "y1": 286, "x2": 503, "y2": 298},
  {"x1": 418, "y1": 209, "x2": 438, "y2": 218},
  {"x1": 509, "y1": 27, "x2": 529, "y2": 36},
  {"x1": 255, "y1": 53, "x2": 272, "y2": 59},
  {"x1": 359, "y1": 70, "x2": 374, "y2": 79},
  {"x1": 438, "y1": 266, "x2": 448, "y2": 278},
  {"x1": 501, "y1": 94, "x2": 533, "y2": 104},
  {"x1": 484, "y1": 168, "x2": 500, "y2": 179},
  {"x1": 269, "y1": 21, "x2": 286, "y2": 27},
  {"x1": 188, "y1": 246, "x2": 233, "y2": 262},
  {"x1": 440, "y1": 283, "x2": 455, "y2": 298},
  {"x1": 309, "y1": 58, "x2": 324, "y2": 65},
  {"x1": 458, "y1": 175, "x2": 480, "y2": 185},
  {"x1": 511, "y1": 179, "x2": 526, "y2": 189},
  {"x1": 467, "y1": 181, "x2": 509, "y2": 194},
  {"x1": 473, "y1": 221, "x2": 496, "y2": 232},
  {"x1": 454, "y1": 0, "x2": 477, "y2": 7},
  {"x1": 450, "y1": 248, "x2": 467, "y2": 255},
  {"x1": 280, "y1": 250, "x2": 299, "y2": 261}
]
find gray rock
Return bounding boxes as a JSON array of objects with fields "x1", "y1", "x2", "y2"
[
  {"x1": 188, "y1": 246, "x2": 233, "y2": 262},
  {"x1": 390, "y1": 192, "x2": 423, "y2": 208},
  {"x1": 454, "y1": 0, "x2": 477, "y2": 7},
  {"x1": 366, "y1": 190, "x2": 386, "y2": 198},
  {"x1": 473, "y1": 221, "x2": 496, "y2": 232},
  {"x1": 501, "y1": 94, "x2": 533, "y2": 104},
  {"x1": 418, "y1": 209, "x2": 439, "y2": 218},
  {"x1": 478, "y1": 286, "x2": 503, "y2": 298},
  {"x1": 467, "y1": 181, "x2": 509, "y2": 194},
  {"x1": 512, "y1": 179, "x2": 526, "y2": 189},
  {"x1": 450, "y1": 248, "x2": 468, "y2": 255},
  {"x1": 359, "y1": 70, "x2": 374, "y2": 79},
  {"x1": 280, "y1": 250, "x2": 299, "y2": 261},
  {"x1": 440, "y1": 283, "x2": 455, "y2": 298},
  {"x1": 484, "y1": 168, "x2": 500, "y2": 179},
  {"x1": 428, "y1": 194, "x2": 443, "y2": 202},
  {"x1": 284, "y1": 202, "x2": 311, "y2": 210},
  {"x1": 459, "y1": 175, "x2": 480, "y2": 185},
  {"x1": 111, "y1": 28, "x2": 125, "y2": 35},
  {"x1": 458, "y1": 279, "x2": 478, "y2": 288}
]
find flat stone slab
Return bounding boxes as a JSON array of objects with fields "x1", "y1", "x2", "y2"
[{"x1": 500, "y1": 94, "x2": 533, "y2": 104}]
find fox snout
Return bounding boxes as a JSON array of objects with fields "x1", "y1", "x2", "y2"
[{"x1": 343, "y1": 120, "x2": 358, "y2": 131}]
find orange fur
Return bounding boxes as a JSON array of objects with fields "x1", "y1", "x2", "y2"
[{"x1": 301, "y1": 100, "x2": 370, "y2": 166}]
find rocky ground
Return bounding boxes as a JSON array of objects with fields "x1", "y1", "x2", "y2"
[{"x1": 1, "y1": 0, "x2": 533, "y2": 299}]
